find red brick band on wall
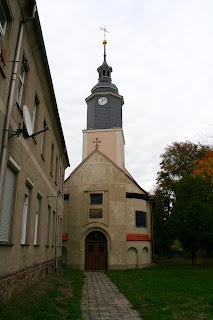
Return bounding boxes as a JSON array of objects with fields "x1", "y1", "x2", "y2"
[{"x1": 0, "y1": 257, "x2": 62, "y2": 301}]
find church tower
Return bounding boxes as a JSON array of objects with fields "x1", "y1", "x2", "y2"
[
  {"x1": 82, "y1": 39, "x2": 125, "y2": 169},
  {"x1": 63, "y1": 35, "x2": 152, "y2": 271}
]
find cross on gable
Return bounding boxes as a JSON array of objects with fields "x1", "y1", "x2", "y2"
[{"x1": 93, "y1": 138, "x2": 101, "y2": 148}]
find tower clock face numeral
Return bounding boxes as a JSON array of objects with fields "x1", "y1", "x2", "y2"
[{"x1": 98, "y1": 97, "x2": 107, "y2": 105}]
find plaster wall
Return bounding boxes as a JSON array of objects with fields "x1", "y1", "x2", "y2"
[
  {"x1": 0, "y1": 0, "x2": 69, "y2": 298},
  {"x1": 82, "y1": 128, "x2": 125, "y2": 168}
]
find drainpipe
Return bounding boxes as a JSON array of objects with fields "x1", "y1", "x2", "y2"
[{"x1": 0, "y1": 3, "x2": 37, "y2": 204}]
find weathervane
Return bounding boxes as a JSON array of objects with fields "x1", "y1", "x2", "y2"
[
  {"x1": 99, "y1": 25, "x2": 110, "y2": 62},
  {"x1": 99, "y1": 25, "x2": 110, "y2": 41}
]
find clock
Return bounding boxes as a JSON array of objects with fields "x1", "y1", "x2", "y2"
[{"x1": 98, "y1": 97, "x2": 107, "y2": 105}]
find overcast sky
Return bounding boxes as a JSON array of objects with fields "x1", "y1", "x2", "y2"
[{"x1": 36, "y1": 0, "x2": 213, "y2": 192}]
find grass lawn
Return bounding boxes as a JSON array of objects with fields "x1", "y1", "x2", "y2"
[
  {"x1": 106, "y1": 263, "x2": 213, "y2": 320},
  {"x1": 0, "y1": 269, "x2": 84, "y2": 320}
]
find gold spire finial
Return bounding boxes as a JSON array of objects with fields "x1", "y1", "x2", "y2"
[{"x1": 99, "y1": 25, "x2": 110, "y2": 62}]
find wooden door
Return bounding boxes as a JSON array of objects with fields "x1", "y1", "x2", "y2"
[{"x1": 85, "y1": 241, "x2": 107, "y2": 270}]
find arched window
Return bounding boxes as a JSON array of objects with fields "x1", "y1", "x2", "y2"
[{"x1": 86, "y1": 231, "x2": 106, "y2": 242}]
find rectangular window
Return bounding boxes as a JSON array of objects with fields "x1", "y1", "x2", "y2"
[
  {"x1": 90, "y1": 193, "x2": 102, "y2": 205},
  {"x1": 46, "y1": 206, "x2": 50, "y2": 245},
  {"x1": 34, "y1": 196, "x2": 40, "y2": 245},
  {"x1": 0, "y1": 4, "x2": 6, "y2": 35},
  {"x1": 32, "y1": 96, "x2": 39, "y2": 133},
  {"x1": 50, "y1": 143, "x2": 54, "y2": 175},
  {"x1": 0, "y1": 166, "x2": 16, "y2": 242},
  {"x1": 21, "y1": 185, "x2": 30, "y2": 244},
  {"x1": 55, "y1": 156, "x2": 58, "y2": 185},
  {"x1": 52, "y1": 210, "x2": 55, "y2": 246},
  {"x1": 17, "y1": 60, "x2": 26, "y2": 108},
  {"x1": 136, "y1": 211, "x2": 147, "y2": 228},
  {"x1": 58, "y1": 159, "x2": 63, "y2": 195},
  {"x1": 41, "y1": 119, "x2": 47, "y2": 159}
]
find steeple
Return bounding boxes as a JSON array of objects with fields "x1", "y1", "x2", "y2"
[
  {"x1": 83, "y1": 36, "x2": 125, "y2": 168},
  {"x1": 92, "y1": 40, "x2": 118, "y2": 95}
]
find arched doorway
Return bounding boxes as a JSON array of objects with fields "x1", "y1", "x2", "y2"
[{"x1": 85, "y1": 231, "x2": 107, "y2": 270}]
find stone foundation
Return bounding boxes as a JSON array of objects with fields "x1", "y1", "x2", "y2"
[{"x1": 0, "y1": 257, "x2": 62, "y2": 301}]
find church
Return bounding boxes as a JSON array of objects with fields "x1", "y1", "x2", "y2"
[{"x1": 63, "y1": 37, "x2": 153, "y2": 270}]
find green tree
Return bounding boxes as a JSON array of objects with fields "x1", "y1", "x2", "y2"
[
  {"x1": 153, "y1": 187, "x2": 173, "y2": 256},
  {"x1": 169, "y1": 175, "x2": 213, "y2": 265},
  {"x1": 154, "y1": 141, "x2": 211, "y2": 257},
  {"x1": 157, "y1": 141, "x2": 210, "y2": 214},
  {"x1": 157, "y1": 141, "x2": 210, "y2": 185}
]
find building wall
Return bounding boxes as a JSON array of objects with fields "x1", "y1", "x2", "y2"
[
  {"x1": 0, "y1": 0, "x2": 69, "y2": 300},
  {"x1": 63, "y1": 151, "x2": 152, "y2": 270}
]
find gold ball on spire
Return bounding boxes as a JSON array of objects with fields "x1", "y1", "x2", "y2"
[{"x1": 103, "y1": 40, "x2": 107, "y2": 46}]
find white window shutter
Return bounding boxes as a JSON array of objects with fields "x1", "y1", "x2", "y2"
[
  {"x1": 34, "y1": 197, "x2": 40, "y2": 245},
  {"x1": 21, "y1": 185, "x2": 30, "y2": 244},
  {"x1": 0, "y1": 166, "x2": 16, "y2": 242}
]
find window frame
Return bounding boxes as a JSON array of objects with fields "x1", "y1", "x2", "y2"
[
  {"x1": 52, "y1": 210, "x2": 56, "y2": 246},
  {"x1": 57, "y1": 214, "x2": 59, "y2": 247},
  {"x1": 34, "y1": 195, "x2": 41, "y2": 245},
  {"x1": 0, "y1": 3, "x2": 6, "y2": 35},
  {"x1": 41, "y1": 119, "x2": 47, "y2": 160},
  {"x1": 90, "y1": 193, "x2": 103, "y2": 205},
  {"x1": 0, "y1": 165, "x2": 17, "y2": 243},
  {"x1": 50, "y1": 143, "x2": 54, "y2": 176},
  {"x1": 21, "y1": 185, "x2": 30, "y2": 244},
  {"x1": 46, "y1": 205, "x2": 51, "y2": 246},
  {"x1": 55, "y1": 156, "x2": 58, "y2": 185},
  {"x1": 0, "y1": 1, "x2": 13, "y2": 74},
  {"x1": 32, "y1": 95, "x2": 39, "y2": 133},
  {"x1": 17, "y1": 61, "x2": 26, "y2": 108},
  {"x1": 135, "y1": 211, "x2": 147, "y2": 228}
]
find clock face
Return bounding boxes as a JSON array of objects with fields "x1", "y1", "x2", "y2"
[{"x1": 98, "y1": 97, "x2": 107, "y2": 105}]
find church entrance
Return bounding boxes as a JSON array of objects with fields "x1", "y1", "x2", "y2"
[{"x1": 85, "y1": 231, "x2": 107, "y2": 270}]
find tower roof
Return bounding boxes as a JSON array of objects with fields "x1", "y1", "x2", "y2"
[{"x1": 91, "y1": 40, "x2": 119, "y2": 94}]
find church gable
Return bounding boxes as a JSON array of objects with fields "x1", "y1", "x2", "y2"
[
  {"x1": 66, "y1": 150, "x2": 128, "y2": 187},
  {"x1": 66, "y1": 150, "x2": 148, "y2": 197}
]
